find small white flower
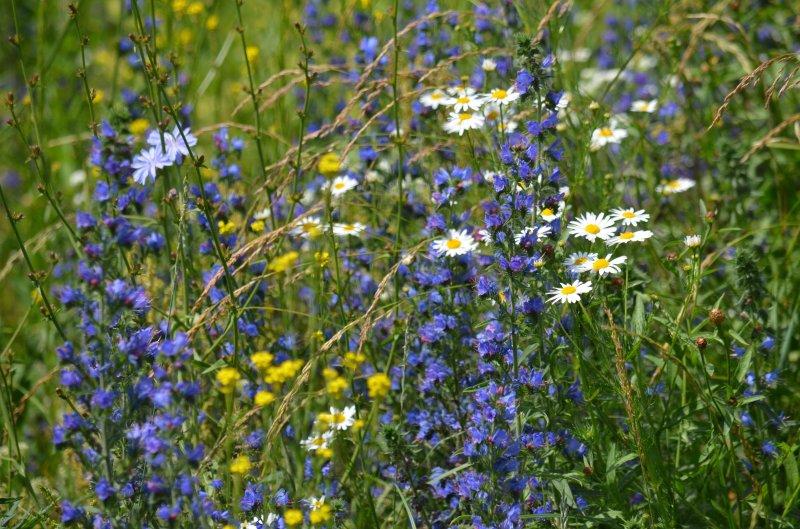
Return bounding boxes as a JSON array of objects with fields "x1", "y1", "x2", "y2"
[
  {"x1": 656, "y1": 178, "x2": 696, "y2": 195},
  {"x1": 243, "y1": 517, "x2": 263, "y2": 529},
  {"x1": 420, "y1": 90, "x2": 449, "y2": 109},
  {"x1": 563, "y1": 252, "x2": 598, "y2": 274},
  {"x1": 481, "y1": 58, "x2": 497, "y2": 71},
  {"x1": 540, "y1": 205, "x2": 562, "y2": 222},
  {"x1": 684, "y1": 235, "x2": 702, "y2": 248},
  {"x1": 484, "y1": 87, "x2": 520, "y2": 106},
  {"x1": 630, "y1": 100, "x2": 657, "y2": 113},
  {"x1": 443, "y1": 112, "x2": 485, "y2": 135},
  {"x1": 580, "y1": 254, "x2": 627, "y2": 276},
  {"x1": 254, "y1": 207, "x2": 273, "y2": 221},
  {"x1": 607, "y1": 230, "x2": 654, "y2": 246},
  {"x1": 590, "y1": 123, "x2": 628, "y2": 150},
  {"x1": 290, "y1": 216, "x2": 323, "y2": 239},
  {"x1": 301, "y1": 431, "x2": 333, "y2": 451},
  {"x1": 327, "y1": 406, "x2": 356, "y2": 431},
  {"x1": 432, "y1": 229, "x2": 478, "y2": 257},
  {"x1": 514, "y1": 225, "x2": 552, "y2": 245},
  {"x1": 333, "y1": 222, "x2": 366, "y2": 237},
  {"x1": 327, "y1": 175, "x2": 359, "y2": 196},
  {"x1": 567, "y1": 212, "x2": 616, "y2": 242},
  {"x1": 547, "y1": 280, "x2": 592, "y2": 304},
  {"x1": 609, "y1": 207, "x2": 650, "y2": 226},
  {"x1": 308, "y1": 496, "x2": 326, "y2": 511},
  {"x1": 444, "y1": 89, "x2": 486, "y2": 112}
]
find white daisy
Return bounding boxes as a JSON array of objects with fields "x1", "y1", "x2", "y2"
[
  {"x1": 567, "y1": 212, "x2": 616, "y2": 242},
  {"x1": 514, "y1": 225, "x2": 552, "y2": 245},
  {"x1": 254, "y1": 207, "x2": 273, "y2": 221},
  {"x1": 301, "y1": 430, "x2": 334, "y2": 451},
  {"x1": 485, "y1": 87, "x2": 520, "y2": 106},
  {"x1": 327, "y1": 406, "x2": 356, "y2": 431},
  {"x1": 496, "y1": 120, "x2": 519, "y2": 133},
  {"x1": 420, "y1": 90, "x2": 448, "y2": 109},
  {"x1": 540, "y1": 205, "x2": 562, "y2": 222},
  {"x1": 590, "y1": 123, "x2": 628, "y2": 150},
  {"x1": 630, "y1": 100, "x2": 657, "y2": 113},
  {"x1": 308, "y1": 496, "x2": 326, "y2": 511},
  {"x1": 481, "y1": 58, "x2": 497, "y2": 72},
  {"x1": 243, "y1": 517, "x2": 263, "y2": 529},
  {"x1": 432, "y1": 229, "x2": 478, "y2": 257},
  {"x1": 290, "y1": 216, "x2": 323, "y2": 239},
  {"x1": 445, "y1": 88, "x2": 485, "y2": 112},
  {"x1": 326, "y1": 175, "x2": 358, "y2": 196},
  {"x1": 684, "y1": 235, "x2": 701, "y2": 248},
  {"x1": 443, "y1": 112, "x2": 485, "y2": 135},
  {"x1": 580, "y1": 254, "x2": 627, "y2": 276},
  {"x1": 609, "y1": 207, "x2": 650, "y2": 226},
  {"x1": 656, "y1": 178, "x2": 695, "y2": 195},
  {"x1": 547, "y1": 280, "x2": 593, "y2": 304},
  {"x1": 607, "y1": 229, "x2": 654, "y2": 246},
  {"x1": 333, "y1": 222, "x2": 366, "y2": 237},
  {"x1": 563, "y1": 252, "x2": 598, "y2": 274}
]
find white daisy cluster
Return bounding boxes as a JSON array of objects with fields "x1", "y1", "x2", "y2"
[
  {"x1": 548, "y1": 207, "x2": 654, "y2": 304},
  {"x1": 420, "y1": 84, "x2": 521, "y2": 136},
  {"x1": 131, "y1": 125, "x2": 198, "y2": 185},
  {"x1": 301, "y1": 405, "x2": 357, "y2": 452}
]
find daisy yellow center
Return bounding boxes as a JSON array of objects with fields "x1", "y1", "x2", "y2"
[
  {"x1": 334, "y1": 182, "x2": 346, "y2": 189},
  {"x1": 574, "y1": 257, "x2": 587, "y2": 265},
  {"x1": 622, "y1": 211, "x2": 636, "y2": 218},
  {"x1": 486, "y1": 111, "x2": 499, "y2": 120},
  {"x1": 542, "y1": 208, "x2": 554, "y2": 216},
  {"x1": 344, "y1": 224, "x2": 355, "y2": 231},
  {"x1": 599, "y1": 128, "x2": 614, "y2": 137},
  {"x1": 458, "y1": 113, "x2": 473, "y2": 122},
  {"x1": 620, "y1": 232, "x2": 635, "y2": 240},
  {"x1": 593, "y1": 258, "x2": 609, "y2": 271},
  {"x1": 312, "y1": 437, "x2": 325, "y2": 446},
  {"x1": 492, "y1": 89, "x2": 508, "y2": 99},
  {"x1": 446, "y1": 239, "x2": 462, "y2": 249},
  {"x1": 667, "y1": 181, "x2": 681, "y2": 189},
  {"x1": 431, "y1": 93, "x2": 442, "y2": 99},
  {"x1": 332, "y1": 413, "x2": 346, "y2": 423},
  {"x1": 561, "y1": 286, "x2": 577, "y2": 295},
  {"x1": 302, "y1": 222, "x2": 317, "y2": 233},
  {"x1": 585, "y1": 224, "x2": 601, "y2": 235},
  {"x1": 457, "y1": 97, "x2": 470, "y2": 104}
]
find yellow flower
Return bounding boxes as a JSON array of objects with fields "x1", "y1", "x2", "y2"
[
  {"x1": 250, "y1": 351, "x2": 274, "y2": 371},
  {"x1": 218, "y1": 220, "x2": 236, "y2": 236},
  {"x1": 317, "y1": 152, "x2": 341, "y2": 177},
  {"x1": 317, "y1": 447, "x2": 333, "y2": 459},
  {"x1": 216, "y1": 367, "x2": 241, "y2": 394},
  {"x1": 229, "y1": 454, "x2": 251, "y2": 475},
  {"x1": 309, "y1": 504, "x2": 332, "y2": 524},
  {"x1": 246, "y1": 46, "x2": 259, "y2": 64},
  {"x1": 251, "y1": 220, "x2": 265, "y2": 233},
  {"x1": 322, "y1": 368, "x2": 339, "y2": 381},
  {"x1": 367, "y1": 373, "x2": 391, "y2": 399},
  {"x1": 179, "y1": 28, "x2": 193, "y2": 46},
  {"x1": 314, "y1": 252, "x2": 330, "y2": 268},
  {"x1": 186, "y1": 1, "x2": 203, "y2": 15},
  {"x1": 130, "y1": 118, "x2": 149, "y2": 136},
  {"x1": 342, "y1": 351, "x2": 366, "y2": 371},
  {"x1": 264, "y1": 359, "x2": 304, "y2": 386},
  {"x1": 172, "y1": 0, "x2": 187, "y2": 13},
  {"x1": 254, "y1": 390, "x2": 276, "y2": 406},
  {"x1": 353, "y1": 419, "x2": 365, "y2": 431},
  {"x1": 284, "y1": 508, "x2": 304, "y2": 526},
  {"x1": 326, "y1": 376, "x2": 348, "y2": 398},
  {"x1": 206, "y1": 14, "x2": 219, "y2": 30},
  {"x1": 268, "y1": 251, "x2": 299, "y2": 273},
  {"x1": 316, "y1": 412, "x2": 332, "y2": 429},
  {"x1": 91, "y1": 89, "x2": 104, "y2": 103}
]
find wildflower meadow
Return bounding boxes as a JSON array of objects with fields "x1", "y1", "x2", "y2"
[{"x1": 2, "y1": 0, "x2": 800, "y2": 527}]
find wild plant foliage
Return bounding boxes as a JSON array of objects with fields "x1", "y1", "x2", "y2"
[{"x1": 1, "y1": 1, "x2": 799, "y2": 528}]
